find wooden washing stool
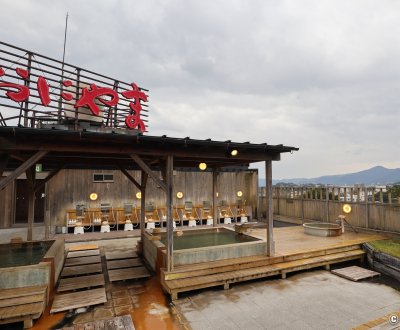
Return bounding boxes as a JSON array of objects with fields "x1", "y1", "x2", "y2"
[{"x1": 0, "y1": 285, "x2": 47, "y2": 329}]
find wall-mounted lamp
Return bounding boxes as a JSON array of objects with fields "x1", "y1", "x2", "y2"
[
  {"x1": 176, "y1": 191, "x2": 184, "y2": 199},
  {"x1": 230, "y1": 149, "x2": 238, "y2": 156},
  {"x1": 236, "y1": 190, "x2": 243, "y2": 197},
  {"x1": 343, "y1": 204, "x2": 352, "y2": 214},
  {"x1": 89, "y1": 193, "x2": 98, "y2": 201},
  {"x1": 199, "y1": 162, "x2": 207, "y2": 171},
  {"x1": 216, "y1": 192, "x2": 219, "y2": 197},
  {"x1": 136, "y1": 192, "x2": 142, "y2": 199}
]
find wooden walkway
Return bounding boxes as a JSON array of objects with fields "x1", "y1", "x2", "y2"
[
  {"x1": 331, "y1": 266, "x2": 380, "y2": 281},
  {"x1": 52, "y1": 245, "x2": 107, "y2": 313},
  {"x1": 0, "y1": 285, "x2": 47, "y2": 328}
]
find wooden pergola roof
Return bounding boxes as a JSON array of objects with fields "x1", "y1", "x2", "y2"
[{"x1": 0, "y1": 127, "x2": 298, "y2": 171}]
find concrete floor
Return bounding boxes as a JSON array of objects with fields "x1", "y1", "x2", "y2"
[{"x1": 173, "y1": 270, "x2": 400, "y2": 330}]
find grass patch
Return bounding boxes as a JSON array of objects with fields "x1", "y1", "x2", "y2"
[{"x1": 368, "y1": 238, "x2": 400, "y2": 259}]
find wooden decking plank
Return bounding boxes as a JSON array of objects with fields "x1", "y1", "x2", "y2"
[
  {"x1": 61, "y1": 263, "x2": 102, "y2": 277},
  {"x1": 67, "y1": 249, "x2": 100, "y2": 258},
  {"x1": 64, "y1": 255, "x2": 101, "y2": 267},
  {"x1": 331, "y1": 266, "x2": 380, "y2": 281},
  {"x1": 106, "y1": 258, "x2": 143, "y2": 270},
  {"x1": 108, "y1": 266, "x2": 150, "y2": 282},
  {"x1": 0, "y1": 302, "x2": 44, "y2": 320},
  {"x1": 50, "y1": 288, "x2": 107, "y2": 313},
  {"x1": 57, "y1": 274, "x2": 105, "y2": 292},
  {"x1": 0, "y1": 285, "x2": 47, "y2": 300},
  {"x1": 0, "y1": 294, "x2": 45, "y2": 308},
  {"x1": 68, "y1": 244, "x2": 99, "y2": 252},
  {"x1": 105, "y1": 250, "x2": 138, "y2": 260},
  {"x1": 165, "y1": 249, "x2": 364, "y2": 290}
]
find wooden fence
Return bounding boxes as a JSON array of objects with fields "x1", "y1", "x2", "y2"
[{"x1": 258, "y1": 186, "x2": 400, "y2": 233}]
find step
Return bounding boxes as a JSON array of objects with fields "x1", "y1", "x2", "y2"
[
  {"x1": 163, "y1": 249, "x2": 365, "y2": 299},
  {"x1": 162, "y1": 244, "x2": 361, "y2": 281},
  {"x1": 50, "y1": 288, "x2": 107, "y2": 313},
  {"x1": 57, "y1": 274, "x2": 105, "y2": 292}
]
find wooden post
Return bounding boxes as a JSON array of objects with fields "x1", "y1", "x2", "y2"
[
  {"x1": 140, "y1": 171, "x2": 148, "y2": 239},
  {"x1": 212, "y1": 171, "x2": 218, "y2": 226},
  {"x1": 265, "y1": 160, "x2": 274, "y2": 256},
  {"x1": 379, "y1": 189, "x2": 383, "y2": 204},
  {"x1": 325, "y1": 185, "x2": 329, "y2": 222},
  {"x1": 26, "y1": 166, "x2": 36, "y2": 241},
  {"x1": 365, "y1": 186, "x2": 369, "y2": 229},
  {"x1": 166, "y1": 155, "x2": 174, "y2": 272}
]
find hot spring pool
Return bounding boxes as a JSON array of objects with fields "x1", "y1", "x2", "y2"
[
  {"x1": 144, "y1": 227, "x2": 267, "y2": 268},
  {"x1": 159, "y1": 227, "x2": 259, "y2": 250},
  {"x1": 0, "y1": 240, "x2": 55, "y2": 268}
]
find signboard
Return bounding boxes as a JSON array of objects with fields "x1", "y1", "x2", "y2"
[
  {"x1": 35, "y1": 164, "x2": 42, "y2": 173},
  {"x1": 0, "y1": 41, "x2": 149, "y2": 132}
]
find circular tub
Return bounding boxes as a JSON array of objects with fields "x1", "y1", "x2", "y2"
[{"x1": 303, "y1": 222, "x2": 342, "y2": 237}]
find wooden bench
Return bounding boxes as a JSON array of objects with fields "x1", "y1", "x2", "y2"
[{"x1": 0, "y1": 285, "x2": 47, "y2": 329}]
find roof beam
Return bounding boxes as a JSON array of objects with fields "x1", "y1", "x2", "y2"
[
  {"x1": 130, "y1": 154, "x2": 167, "y2": 192},
  {"x1": 0, "y1": 150, "x2": 48, "y2": 191}
]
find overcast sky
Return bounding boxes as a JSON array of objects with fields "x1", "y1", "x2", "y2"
[{"x1": 1, "y1": 0, "x2": 399, "y2": 179}]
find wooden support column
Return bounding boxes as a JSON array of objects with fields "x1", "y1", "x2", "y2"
[
  {"x1": 265, "y1": 160, "x2": 274, "y2": 256},
  {"x1": 0, "y1": 154, "x2": 9, "y2": 178},
  {"x1": 140, "y1": 171, "x2": 148, "y2": 239},
  {"x1": 166, "y1": 155, "x2": 174, "y2": 272},
  {"x1": 0, "y1": 151, "x2": 47, "y2": 191},
  {"x1": 212, "y1": 171, "x2": 218, "y2": 226},
  {"x1": 26, "y1": 166, "x2": 36, "y2": 241}
]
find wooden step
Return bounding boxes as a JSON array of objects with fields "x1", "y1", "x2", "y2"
[
  {"x1": 108, "y1": 266, "x2": 151, "y2": 282},
  {"x1": 162, "y1": 244, "x2": 361, "y2": 281},
  {"x1": 61, "y1": 263, "x2": 102, "y2": 277},
  {"x1": 105, "y1": 250, "x2": 138, "y2": 261},
  {"x1": 0, "y1": 285, "x2": 47, "y2": 328},
  {"x1": 106, "y1": 258, "x2": 143, "y2": 270},
  {"x1": 64, "y1": 255, "x2": 101, "y2": 267},
  {"x1": 163, "y1": 249, "x2": 365, "y2": 299},
  {"x1": 57, "y1": 274, "x2": 105, "y2": 292},
  {"x1": 50, "y1": 288, "x2": 107, "y2": 313},
  {"x1": 67, "y1": 249, "x2": 100, "y2": 258},
  {"x1": 68, "y1": 244, "x2": 98, "y2": 252},
  {"x1": 0, "y1": 285, "x2": 47, "y2": 300}
]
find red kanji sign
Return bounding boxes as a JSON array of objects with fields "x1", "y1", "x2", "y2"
[{"x1": 0, "y1": 66, "x2": 148, "y2": 131}]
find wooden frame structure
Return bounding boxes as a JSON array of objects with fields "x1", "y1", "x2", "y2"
[{"x1": 0, "y1": 127, "x2": 298, "y2": 271}]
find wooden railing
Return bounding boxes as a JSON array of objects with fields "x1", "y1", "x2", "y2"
[{"x1": 258, "y1": 186, "x2": 400, "y2": 233}]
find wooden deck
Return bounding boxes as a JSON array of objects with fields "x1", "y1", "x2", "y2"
[
  {"x1": 0, "y1": 285, "x2": 47, "y2": 328},
  {"x1": 331, "y1": 266, "x2": 380, "y2": 281},
  {"x1": 50, "y1": 288, "x2": 107, "y2": 313},
  {"x1": 161, "y1": 226, "x2": 385, "y2": 300}
]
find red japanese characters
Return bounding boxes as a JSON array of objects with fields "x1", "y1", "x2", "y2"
[{"x1": 0, "y1": 67, "x2": 148, "y2": 131}]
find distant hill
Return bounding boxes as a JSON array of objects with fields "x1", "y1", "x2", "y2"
[{"x1": 260, "y1": 166, "x2": 400, "y2": 186}]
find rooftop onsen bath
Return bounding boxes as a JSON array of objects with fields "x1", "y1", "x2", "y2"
[
  {"x1": 143, "y1": 228, "x2": 266, "y2": 270},
  {"x1": 0, "y1": 239, "x2": 65, "y2": 292}
]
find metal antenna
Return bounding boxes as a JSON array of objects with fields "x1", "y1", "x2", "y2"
[
  {"x1": 58, "y1": 13, "x2": 68, "y2": 123},
  {"x1": 62, "y1": 12, "x2": 69, "y2": 71}
]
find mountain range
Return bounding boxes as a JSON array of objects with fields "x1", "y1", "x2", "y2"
[{"x1": 262, "y1": 166, "x2": 400, "y2": 186}]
